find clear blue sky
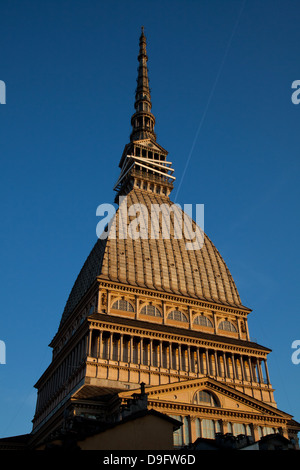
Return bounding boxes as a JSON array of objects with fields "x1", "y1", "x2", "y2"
[{"x1": 0, "y1": 0, "x2": 300, "y2": 438}]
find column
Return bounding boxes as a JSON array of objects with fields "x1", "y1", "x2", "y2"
[
  {"x1": 120, "y1": 334, "x2": 123, "y2": 362},
  {"x1": 98, "y1": 331, "x2": 103, "y2": 358},
  {"x1": 140, "y1": 338, "x2": 144, "y2": 365},
  {"x1": 258, "y1": 359, "x2": 264, "y2": 384},
  {"x1": 190, "y1": 417, "x2": 197, "y2": 443},
  {"x1": 169, "y1": 342, "x2": 172, "y2": 369},
  {"x1": 146, "y1": 340, "x2": 150, "y2": 366},
  {"x1": 88, "y1": 330, "x2": 92, "y2": 357},
  {"x1": 135, "y1": 296, "x2": 139, "y2": 320},
  {"x1": 214, "y1": 351, "x2": 219, "y2": 377},
  {"x1": 237, "y1": 318, "x2": 241, "y2": 338},
  {"x1": 178, "y1": 345, "x2": 182, "y2": 371},
  {"x1": 248, "y1": 357, "x2": 254, "y2": 382},
  {"x1": 222, "y1": 421, "x2": 230, "y2": 434},
  {"x1": 107, "y1": 291, "x2": 111, "y2": 313},
  {"x1": 109, "y1": 333, "x2": 113, "y2": 360},
  {"x1": 212, "y1": 312, "x2": 217, "y2": 334},
  {"x1": 252, "y1": 358, "x2": 258, "y2": 382},
  {"x1": 240, "y1": 355, "x2": 245, "y2": 380},
  {"x1": 223, "y1": 352, "x2": 228, "y2": 378},
  {"x1": 205, "y1": 349, "x2": 210, "y2": 375},
  {"x1": 188, "y1": 307, "x2": 192, "y2": 330},
  {"x1": 188, "y1": 346, "x2": 191, "y2": 373},
  {"x1": 162, "y1": 301, "x2": 166, "y2": 325},
  {"x1": 150, "y1": 339, "x2": 153, "y2": 366},
  {"x1": 245, "y1": 320, "x2": 250, "y2": 341},
  {"x1": 264, "y1": 359, "x2": 271, "y2": 385},
  {"x1": 252, "y1": 425, "x2": 261, "y2": 442},
  {"x1": 197, "y1": 348, "x2": 201, "y2": 374},
  {"x1": 231, "y1": 353, "x2": 236, "y2": 379},
  {"x1": 130, "y1": 337, "x2": 134, "y2": 363}
]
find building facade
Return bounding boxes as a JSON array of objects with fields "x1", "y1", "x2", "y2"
[{"x1": 29, "y1": 28, "x2": 299, "y2": 450}]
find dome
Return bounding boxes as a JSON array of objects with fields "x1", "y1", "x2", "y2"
[{"x1": 59, "y1": 188, "x2": 243, "y2": 328}]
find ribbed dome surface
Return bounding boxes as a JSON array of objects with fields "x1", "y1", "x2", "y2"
[{"x1": 60, "y1": 188, "x2": 242, "y2": 327}]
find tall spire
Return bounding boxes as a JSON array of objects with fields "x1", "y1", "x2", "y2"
[
  {"x1": 130, "y1": 26, "x2": 156, "y2": 142},
  {"x1": 114, "y1": 28, "x2": 175, "y2": 200}
]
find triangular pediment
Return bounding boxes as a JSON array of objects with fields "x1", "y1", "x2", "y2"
[
  {"x1": 134, "y1": 139, "x2": 168, "y2": 155},
  {"x1": 119, "y1": 377, "x2": 292, "y2": 419}
]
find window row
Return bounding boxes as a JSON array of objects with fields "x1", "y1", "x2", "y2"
[
  {"x1": 111, "y1": 300, "x2": 237, "y2": 331},
  {"x1": 170, "y1": 415, "x2": 278, "y2": 447},
  {"x1": 133, "y1": 146, "x2": 166, "y2": 161}
]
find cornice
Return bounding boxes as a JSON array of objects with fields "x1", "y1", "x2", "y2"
[
  {"x1": 119, "y1": 377, "x2": 290, "y2": 419},
  {"x1": 97, "y1": 278, "x2": 252, "y2": 317},
  {"x1": 34, "y1": 322, "x2": 89, "y2": 389},
  {"x1": 51, "y1": 280, "x2": 100, "y2": 346},
  {"x1": 87, "y1": 315, "x2": 270, "y2": 356},
  {"x1": 146, "y1": 399, "x2": 288, "y2": 425}
]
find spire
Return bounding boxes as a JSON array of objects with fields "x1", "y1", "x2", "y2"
[
  {"x1": 130, "y1": 27, "x2": 156, "y2": 142},
  {"x1": 113, "y1": 28, "x2": 175, "y2": 200}
]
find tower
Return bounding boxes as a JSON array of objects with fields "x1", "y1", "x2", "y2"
[{"x1": 29, "y1": 28, "x2": 300, "y2": 450}]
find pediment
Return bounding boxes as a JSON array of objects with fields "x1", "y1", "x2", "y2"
[
  {"x1": 119, "y1": 377, "x2": 292, "y2": 419},
  {"x1": 134, "y1": 139, "x2": 168, "y2": 155}
]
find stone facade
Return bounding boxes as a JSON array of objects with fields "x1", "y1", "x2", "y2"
[{"x1": 27, "y1": 28, "x2": 300, "y2": 450}]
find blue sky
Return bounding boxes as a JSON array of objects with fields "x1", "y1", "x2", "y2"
[{"x1": 0, "y1": 0, "x2": 300, "y2": 438}]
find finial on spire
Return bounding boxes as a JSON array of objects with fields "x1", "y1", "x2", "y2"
[{"x1": 130, "y1": 27, "x2": 156, "y2": 142}]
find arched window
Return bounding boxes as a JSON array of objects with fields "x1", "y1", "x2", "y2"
[
  {"x1": 111, "y1": 299, "x2": 134, "y2": 312},
  {"x1": 194, "y1": 315, "x2": 213, "y2": 327},
  {"x1": 193, "y1": 390, "x2": 219, "y2": 407},
  {"x1": 140, "y1": 304, "x2": 162, "y2": 317},
  {"x1": 168, "y1": 310, "x2": 188, "y2": 322},
  {"x1": 219, "y1": 320, "x2": 237, "y2": 332}
]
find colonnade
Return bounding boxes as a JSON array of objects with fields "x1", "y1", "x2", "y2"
[
  {"x1": 36, "y1": 335, "x2": 87, "y2": 416},
  {"x1": 34, "y1": 327, "x2": 272, "y2": 431},
  {"x1": 89, "y1": 329, "x2": 270, "y2": 385}
]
